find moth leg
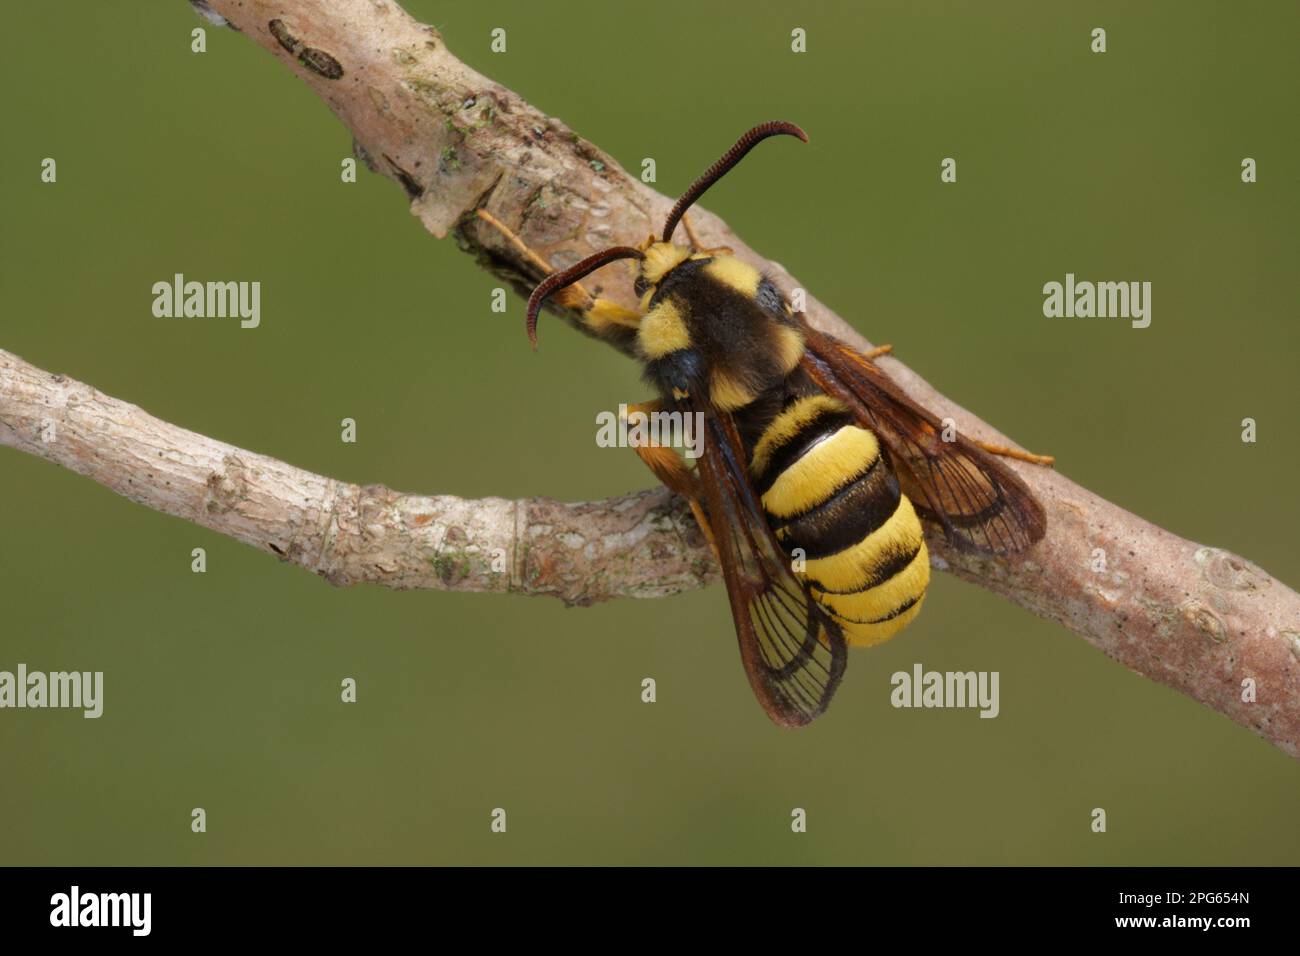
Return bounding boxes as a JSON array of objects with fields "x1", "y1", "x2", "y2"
[
  {"x1": 680, "y1": 212, "x2": 733, "y2": 258},
  {"x1": 622, "y1": 400, "x2": 718, "y2": 558},
  {"x1": 679, "y1": 213, "x2": 704, "y2": 251},
  {"x1": 861, "y1": 343, "x2": 893, "y2": 360},
  {"x1": 474, "y1": 209, "x2": 641, "y2": 335},
  {"x1": 583, "y1": 297, "x2": 643, "y2": 336},
  {"x1": 975, "y1": 440, "x2": 1056, "y2": 467}
]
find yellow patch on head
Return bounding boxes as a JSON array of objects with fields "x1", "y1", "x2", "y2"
[
  {"x1": 709, "y1": 369, "x2": 758, "y2": 411},
  {"x1": 760, "y1": 426, "x2": 880, "y2": 519},
  {"x1": 800, "y1": 495, "x2": 925, "y2": 594},
  {"x1": 640, "y1": 242, "x2": 690, "y2": 286},
  {"x1": 637, "y1": 301, "x2": 691, "y2": 359},
  {"x1": 703, "y1": 256, "x2": 761, "y2": 297},
  {"x1": 750, "y1": 395, "x2": 847, "y2": 478}
]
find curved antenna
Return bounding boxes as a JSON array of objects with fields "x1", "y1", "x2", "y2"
[
  {"x1": 661, "y1": 121, "x2": 808, "y2": 243},
  {"x1": 526, "y1": 246, "x2": 644, "y2": 348}
]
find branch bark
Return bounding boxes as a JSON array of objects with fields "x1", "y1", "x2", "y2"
[
  {"x1": 0, "y1": 349, "x2": 713, "y2": 603},
  {"x1": 2, "y1": 0, "x2": 1297, "y2": 756}
]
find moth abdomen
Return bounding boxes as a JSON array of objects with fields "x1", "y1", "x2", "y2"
[{"x1": 741, "y1": 388, "x2": 931, "y2": 647}]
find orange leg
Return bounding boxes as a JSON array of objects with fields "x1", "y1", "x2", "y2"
[
  {"x1": 862, "y1": 343, "x2": 893, "y2": 360},
  {"x1": 474, "y1": 209, "x2": 641, "y2": 331},
  {"x1": 976, "y1": 440, "x2": 1055, "y2": 467},
  {"x1": 680, "y1": 213, "x2": 732, "y2": 257},
  {"x1": 622, "y1": 400, "x2": 719, "y2": 558}
]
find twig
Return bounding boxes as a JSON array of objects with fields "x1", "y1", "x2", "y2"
[
  {"x1": 1, "y1": 0, "x2": 1297, "y2": 756},
  {"x1": 0, "y1": 349, "x2": 712, "y2": 603}
]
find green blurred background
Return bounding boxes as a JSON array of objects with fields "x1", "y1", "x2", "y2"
[{"x1": 2, "y1": 1, "x2": 1297, "y2": 865}]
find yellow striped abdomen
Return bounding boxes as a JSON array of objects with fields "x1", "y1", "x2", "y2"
[{"x1": 749, "y1": 396, "x2": 930, "y2": 647}]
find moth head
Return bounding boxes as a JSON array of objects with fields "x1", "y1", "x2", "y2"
[
  {"x1": 633, "y1": 241, "x2": 690, "y2": 301},
  {"x1": 525, "y1": 122, "x2": 807, "y2": 348}
]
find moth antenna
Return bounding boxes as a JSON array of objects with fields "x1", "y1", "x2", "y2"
[
  {"x1": 661, "y1": 121, "x2": 808, "y2": 243},
  {"x1": 526, "y1": 247, "x2": 645, "y2": 348}
]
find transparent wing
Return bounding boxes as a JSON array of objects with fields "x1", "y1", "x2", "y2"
[{"x1": 693, "y1": 405, "x2": 848, "y2": 726}]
